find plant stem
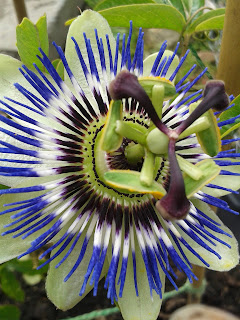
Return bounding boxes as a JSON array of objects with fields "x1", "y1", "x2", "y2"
[
  {"x1": 217, "y1": 0, "x2": 240, "y2": 96},
  {"x1": 188, "y1": 264, "x2": 206, "y2": 304},
  {"x1": 12, "y1": 0, "x2": 28, "y2": 23}
]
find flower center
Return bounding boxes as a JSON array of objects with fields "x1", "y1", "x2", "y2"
[{"x1": 99, "y1": 70, "x2": 229, "y2": 221}]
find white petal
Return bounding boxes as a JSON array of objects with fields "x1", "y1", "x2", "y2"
[
  {"x1": 0, "y1": 176, "x2": 61, "y2": 262},
  {"x1": 117, "y1": 245, "x2": 165, "y2": 320},
  {"x1": 46, "y1": 232, "x2": 108, "y2": 311},
  {"x1": 65, "y1": 10, "x2": 116, "y2": 108},
  {"x1": 176, "y1": 199, "x2": 239, "y2": 271},
  {"x1": 203, "y1": 159, "x2": 240, "y2": 197}
]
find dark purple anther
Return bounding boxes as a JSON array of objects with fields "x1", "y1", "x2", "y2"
[
  {"x1": 156, "y1": 138, "x2": 190, "y2": 220},
  {"x1": 109, "y1": 70, "x2": 170, "y2": 136},
  {"x1": 176, "y1": 80, "x2": 229, "y2": 135}
]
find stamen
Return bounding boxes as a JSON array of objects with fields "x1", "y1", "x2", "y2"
[
  {"x1": 176, "y1": 80, "x2": 229, "y2": 135},
  {"x1": 109, "y1": 70, "x2": 170, "y2": 135},
  {"x1": 156, "y1": 138, "x2": 190, "y2": 220}
]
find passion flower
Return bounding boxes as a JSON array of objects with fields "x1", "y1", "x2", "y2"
[{"x1": 0, "y1": 10, "x2": 239, "y2": 320}]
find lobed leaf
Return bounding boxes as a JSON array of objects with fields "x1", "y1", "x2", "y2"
[{"x1": 16, "y1": 15, "x2": 49, "y2": 71}]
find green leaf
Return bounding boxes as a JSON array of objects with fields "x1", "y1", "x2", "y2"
[
  {"x1": 16, "y1": 15, "x2": 49, "y2": 71},
  {"x1": 0, "y1": 268, "x2": 25, "y2": 302},
  {"x1": 6, "y1": 258, "x2": 48, "y2": 276},
  {"x1": 185, "y1": 8, "x2": 225, "y2": 34},
  {"x1": 65, "y1": 17, "x2": 77, "y2": 26},
  {"x1": 95, "y1": 0, "x2": 155, "y2": 11},
  {"x1": 0, "y1": 185, "x2": 8, "y2": 190},
  {"x1": 0, "y1": 305, "x2": 21, "y2": 320},
  {"x1": 169, "y1": 0, "x2": 187, "y2": 19},
  {"x1": 190, "y1": 0, "x2": 204, "y2": 17},
  {"x1": 181, "y1": 0, "x2": 192, "y2": 14},
  {"x1": 221, "y1": 122, "x2": 240, "y2": 139},
  {"x1": 99, "y1": 4, "x2": 186, "y2": 32},
  {"x1": 85, "y1": 0, "x2": 99, "y2": 7},
  {"x1": 220, "y1": 94, "x2": 240, "y2": 137},
  {"x1": 35, "y1": 15, "x2": 49, "y2": 57},
  {"x1": 195, "y1": 14, "x2": 225, "y2": 32}
]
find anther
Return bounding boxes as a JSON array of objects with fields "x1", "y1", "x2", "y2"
[
  {"x1": 109, "y1": 70, "x2": 170, "y2": 135},
  {"x1": 176, "y1": 80, "x2": 229, "y2": 135}
]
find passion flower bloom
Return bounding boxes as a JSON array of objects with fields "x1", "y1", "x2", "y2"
[{"x1": 0, "y1": 10, "x2": 239, "y2": 320}]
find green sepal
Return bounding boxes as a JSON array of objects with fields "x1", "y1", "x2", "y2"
[
  {"x1": 16, "y1": 15, "x2": 49, "y2": 71},
  {"x1": 184, "y1": 159, "x2": 220, "y2": 198},
  {"x1": 104, "y1": 170, "x2": 166, "y2": 198},
  {"x1": 100, "y1": 100, "x2": 123, "y2": 152},
  {"x1": 189, "y1": 103, "x2": 221, "y2": 157}
]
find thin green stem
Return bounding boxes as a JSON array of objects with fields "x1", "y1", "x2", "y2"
[{"x1": 61, "y1": 280, "x2": 207, "y2": 320}]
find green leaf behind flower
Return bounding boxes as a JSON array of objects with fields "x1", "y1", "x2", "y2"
[
  {"x1": 220, "y1": 94, "x2": 240, "y2": 137},
  {"x1": 94, "y1": 0, "x2": 155, "y2": 11},
  {"x1": 195, "y1": 14, "x2": 225, "y2": 32},
  {"x1": 16, "y1": 15, "x2": 49, "y2": 71},
  {"x1": 0, "y1": 268, "x2": 25, "y2": 302},
  {"x1": 99, "y1": 4, "x2": 185, "y2": 32},
  {"x1": 0, "y1": 305, "x2": 21, "y2": 320},
  {"x1": 185, "y1": 8, "x2": 225, "y2": 34}
]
